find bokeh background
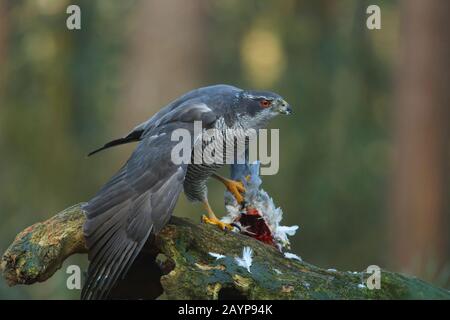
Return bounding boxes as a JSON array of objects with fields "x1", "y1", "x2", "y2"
[{"x1": 0, "y1": 0, "x2": 448, "y2": 299}]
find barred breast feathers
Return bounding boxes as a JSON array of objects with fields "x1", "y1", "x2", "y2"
[{"x1": 184, "y1": 115, "x2": 251, "y2": 203}]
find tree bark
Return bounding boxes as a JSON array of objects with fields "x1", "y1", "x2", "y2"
[{"x1": 2, "y1": 204, "x2": 449, "y2": 299}]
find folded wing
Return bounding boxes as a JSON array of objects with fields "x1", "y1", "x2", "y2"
[{"x1": 82, "y1": 102, "x2": 217, "y2": 299}]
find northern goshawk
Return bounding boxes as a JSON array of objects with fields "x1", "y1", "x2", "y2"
[{"x1": 81, "y1": 84, "x2": 291, "y2": 299}]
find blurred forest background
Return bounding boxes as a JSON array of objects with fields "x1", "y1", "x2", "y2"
[{"x1": 0, "y1": 0, "x2": 448, "y2": 299}]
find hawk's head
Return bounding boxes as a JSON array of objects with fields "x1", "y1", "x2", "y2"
[{"x1": 235, "y1": 89, "x2": 292, "y2": 128}]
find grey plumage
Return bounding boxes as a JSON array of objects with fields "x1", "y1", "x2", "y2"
[{"x1": 81, "y1": 84, "x2": 291, "y2": 299}]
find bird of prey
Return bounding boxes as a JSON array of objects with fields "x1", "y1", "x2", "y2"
[{"x1": 81, "y1": 84, "x2": 291, "y2": 299}]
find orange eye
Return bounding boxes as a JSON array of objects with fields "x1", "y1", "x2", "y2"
[{"x1": 260, "y1": 99, "x2": 270, "y2": 108}]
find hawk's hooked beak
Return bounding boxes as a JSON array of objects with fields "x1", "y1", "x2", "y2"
[{"x1": 276, "y1": 99, "x2": 292, "y2": 115}]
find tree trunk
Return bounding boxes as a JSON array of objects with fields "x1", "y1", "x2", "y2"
[
  {"x1": 389, "y1": 0, "x2": 450, "y2": 282},
  {"x1": 116, "y1": 0, "x2": 207, "y2": 135}
]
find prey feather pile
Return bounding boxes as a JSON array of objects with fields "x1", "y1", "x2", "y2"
[{"x1": 221, "y1": 162, "x2": 299, "y2": 251}]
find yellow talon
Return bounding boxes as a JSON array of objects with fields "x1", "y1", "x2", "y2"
[
  {"x1": 201, "y1": 200, "x2": 233, "y2": 231},
  {"x1": 226, "y1": 180, "x2": 245, "y2": 204},
  {"x1": 212, "y1": 174, "x2": 246, "y2": 204},
  {"x1": 202, "y1": 215, "x2": 233, "y2": 231}
]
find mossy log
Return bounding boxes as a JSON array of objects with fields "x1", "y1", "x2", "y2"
[{"x1": 1, "y1": 203, "x2": 449, "y2": 299}]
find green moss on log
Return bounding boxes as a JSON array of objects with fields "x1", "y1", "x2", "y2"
[
  {"x1": 1, "y1": 204, "x2": 87, "y2": 285},
  {"x1": 1, "y1": 203, "x2": 449, "y2": 299}
]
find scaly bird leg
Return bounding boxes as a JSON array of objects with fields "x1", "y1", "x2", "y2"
[
  {"x1": 201, "y1": 200, "x2": 233, "y2": 231},
  {"x1": 212, "y1": 173, "x2": 246, "y2": 204}
]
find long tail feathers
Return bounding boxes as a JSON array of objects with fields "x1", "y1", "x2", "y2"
[{"x1": 88, "y1": 130, "x2": 143, "y2": 156}]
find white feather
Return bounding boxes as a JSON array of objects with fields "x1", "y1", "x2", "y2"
[
  {"x1": 208, "y1": 252, "x2": 226, "y2": 260},
  {"x1": 273, "y1": 268, "x2": 283, "y2": 275},
  {"x1": 221, "y1": 205, "x2": 241, "y2": 224},
  {"x1": 234, "y1": 246, "x2": 253, "y2": 273},
  {"x1": 278, "y1": 225, "x2": 299, "y2": 236},
  {"x1": 284, "y1": 252, "x2": 302, "y2": 262}
]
